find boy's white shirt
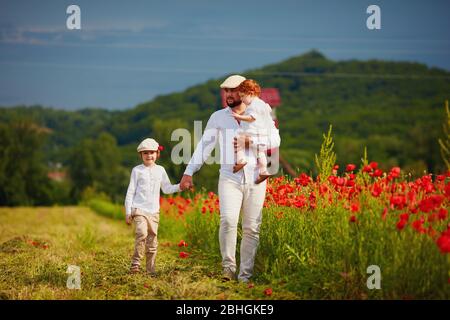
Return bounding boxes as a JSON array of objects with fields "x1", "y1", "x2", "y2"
[{"x1": 124, "y1": 164, "x2": 180, "y2": 217}]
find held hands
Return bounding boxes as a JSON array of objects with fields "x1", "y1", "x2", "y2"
[
  {"x1": 180, "y1": 174, "x2": 194, "y2": 191},
  {"x1": 126, "y1": 215, "x2": 132, "y2": 226}
]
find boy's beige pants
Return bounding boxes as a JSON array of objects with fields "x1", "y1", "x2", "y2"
[{"x1": 131, "y1": 208, "x2": 159, "y2": 273}]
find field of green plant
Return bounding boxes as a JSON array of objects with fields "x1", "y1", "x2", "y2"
[{"x1": 1, "y1": 129, "x2": 449, "y2": 300}]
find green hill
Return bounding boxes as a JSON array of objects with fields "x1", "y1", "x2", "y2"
[{"x1": 1, "y1": 50, "x2": 449, "y2": 199}]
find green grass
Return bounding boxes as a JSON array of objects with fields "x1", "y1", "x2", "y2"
[
  {"x1": 0, "y1": 206, "x2": 295, "y2": 300},
  {"x1": 1, "y1": 202, "x2": 448, "y2": 300}
]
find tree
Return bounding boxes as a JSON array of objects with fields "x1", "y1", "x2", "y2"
[
  {"x1": 0, "y1": 121, "x2": 53, "y2": 205},
  {"x1": 67, "y1": 132, "x2": 128, "y2": 202}
]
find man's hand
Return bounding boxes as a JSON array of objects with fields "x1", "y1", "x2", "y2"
[
  {"x1": 234, "y1": 135, "x2": 252, "y2": 149},
  {"x1": 180, "y1": 174, "x2": 194, "y2": 191},
  {"x1": 126, "y1": 215, "x2": 132, "y2": 225}
]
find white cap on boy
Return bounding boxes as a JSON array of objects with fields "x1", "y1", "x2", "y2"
[{"x1": 137, "y1": 138, "x2": 159, "y2": 152}]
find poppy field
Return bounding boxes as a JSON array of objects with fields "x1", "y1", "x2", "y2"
[{"x1": 160, "y1": 160, "x2": 450, "y2": 299}]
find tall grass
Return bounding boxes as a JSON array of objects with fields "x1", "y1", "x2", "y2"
[
  {"x1": 180, "y1": 192, "x2": 449, "y2": 299},
  {"x1": 258, "y1": 197, "x2": 449, "y2": 299}
]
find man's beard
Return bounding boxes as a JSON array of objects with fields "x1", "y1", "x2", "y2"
[{"x1": 227, "y1": 98, "x2": 242, "y2": 109}]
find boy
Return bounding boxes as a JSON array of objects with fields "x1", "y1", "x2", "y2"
[
  {"x1": 124, "y1": 138, "x2": 181, "y2": 275},
  {"x1": 232, "y1": 79, "x2": 274, "y2": 184}
]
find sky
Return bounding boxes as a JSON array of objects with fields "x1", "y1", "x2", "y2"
[{"x1": 0, "y1": 0, "x2": 449, "y2": 110}]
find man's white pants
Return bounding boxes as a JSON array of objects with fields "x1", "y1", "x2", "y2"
[{"x1": 218, "y1": 177, "x2": 267, "y2": 281}]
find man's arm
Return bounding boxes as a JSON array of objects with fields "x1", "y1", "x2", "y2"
[{"x1": 181, "y1": 114, "x2": 219, "y2": 188}]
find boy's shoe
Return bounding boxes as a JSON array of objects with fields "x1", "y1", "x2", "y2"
[
  {"x1": 233, "y1": 162, "x2": 247, "y2": 173},
  {"x1": 129, "y1": 266, "x2": 140, "y2": 274},
  {"x1": 222, "y1": 267, "x2": 236, "y2": 281},
  {"x1": 147, "y1": 271, "x2": 158, "y2": 278},
  {"x1": 255, "y1": 174, "x2": 271, "y2": 184}
]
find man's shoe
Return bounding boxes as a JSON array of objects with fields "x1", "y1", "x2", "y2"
[
  {"x1": 238, "y1": 277, "x2": 250, "y2": 284},
  {"x1": 148, "y1": 271, "x2": 158, "y2": 278},
  {"x1": 222, "y1": 268, "x2": 236, "y2": 281}
]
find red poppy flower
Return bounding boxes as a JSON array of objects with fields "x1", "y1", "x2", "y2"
[
  {"x1": 371, "y1": 169, "x2": 383, "y2": 178},
  {"x1": 369, "y1": 162, "x2": 378, "y2": 170},
  {"x1": 372, "y1": 183, "x2": 383, "y2": 197},
  {"x1": 436, "y1": 233, "x2": 450, "y2": 253},
  {"x1": 438, "y1": 208, "x2": 448, "y2": 220},
  {"x1": 178, "y1": 240, "x2": 188, "y2": 247},
  {"x1": 264, "y1": 288, "x2": 273, "y2": 296},
  {"x1": 396, "y1": 219, "x2": 407, "y2": 230},
  {"x1": 349, "y1": 215, "x2": 357, "y2": 223},
  {"x1": 350, "y1": 203, "x2": 360, "y2": 212},
  {"x1": 390, "y1": 167, "x2": 401, "y2": 178},
  {"x1": 346, "y1": 164, "x2": 356, "y2": 172},
  {"x1": 179, "y1": 252, "x2": 189, "y2": 258},
  {"x1": 294, "y1": 173, "x2": 312, "y2": 186},
  {"x1": 445, "y1": 182, "x2": 450, "y2": 198},
  {"x1": 158, "y1": 145, "x2": 164, "y2": 151},
  {"x1": 381, "y1": 207, "x2": 388, "y2": 220},
  {"x1": 412, "y1": 218, "x2": 426, "y2": 234},
  {"x1": 390, "y1": 195, "x2": 407, "y2": 209}
]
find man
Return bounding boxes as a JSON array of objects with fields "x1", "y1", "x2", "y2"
[{"x1": 180, "y1": 75, "x2": 281, "y2": 283}]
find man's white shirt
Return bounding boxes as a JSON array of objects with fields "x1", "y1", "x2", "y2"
[
  {"x1": 125, "y1": 164, "x2": 180, "y2": 216},
  {"x1": 184, "y1": 106, "x2": 281, "y2": 184}
]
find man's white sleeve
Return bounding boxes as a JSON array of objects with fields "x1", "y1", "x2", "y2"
[{"x1": 184, "y1": 114, "x2": 219, "y2": 176}]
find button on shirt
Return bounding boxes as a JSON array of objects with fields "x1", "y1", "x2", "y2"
[
  {"x1": 125, "y1": 164, "x2": 180, "y2": 216},
  {"x1": 184, "y1": 106, "x2": 281, "y2": 184}
]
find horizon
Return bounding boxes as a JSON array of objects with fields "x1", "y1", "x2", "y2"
[
  {"x1": 1, "y1": 50, "x2": 449, "y2": 113},
  {"x1": 1, "y1": 0, "x2": 450, "y2": 110}
]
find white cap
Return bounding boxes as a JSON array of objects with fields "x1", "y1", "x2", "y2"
[
  {"x1": 137, "y1": 138, "x2": 159, "y2": 152},
  {"x1": 220, "y1": 75, "x2": 246, "y2": 89}
]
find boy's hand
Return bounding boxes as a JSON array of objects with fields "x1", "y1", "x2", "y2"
[
  {"x1": 180, "y1": 174, "x2": 193, "y2": 191},
  {"x1": 126, "y1": 215, "x2": 132, "y2": 225}
]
